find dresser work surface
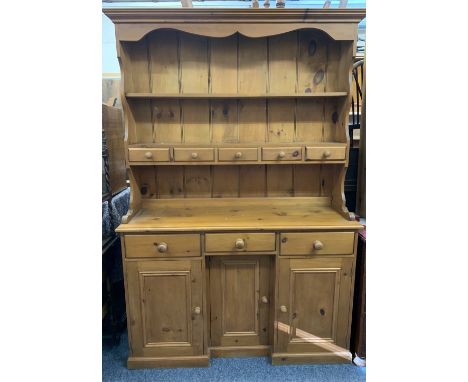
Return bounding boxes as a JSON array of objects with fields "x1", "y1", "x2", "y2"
[{"x1": 104, "y1": 7, "x2": 365, "y2": 368}]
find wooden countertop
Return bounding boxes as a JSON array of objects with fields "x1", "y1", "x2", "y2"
[{"x1": 116, "y1": 197, "x2": 362, "y2": 233}]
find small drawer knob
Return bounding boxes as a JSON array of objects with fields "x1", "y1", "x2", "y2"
[
  {"x1": 235, "y1": 152, "x2": 243, "y2": 159},
  {"x1": 280, "y1": 305, "x2": 288, "y2": 313},
  {"x1": 193, "y1": 306, "x2": 201, "y2": 315},
  {"x1": 144, "y1": 151, "x2": 153, "y2": 159},
  {"x1": 261, "y1": 296, "x2": 269, "y2": 304},
  {"x1": 313, "y1": 240, "x2": 324, "y2": 250},
  {"x1": 278, "y1": 151, "x2": 286, "y2": 159},
  {"x1": 235, "y1": 238, "x2": 245, "y2": 249},
  {"x1": 191, "y1": 152, "x2": 199, "y2": 159},
  {"x1": 323, "y1": 150, "x2": 332, "y2": 158},
  {"x1": 156, "y1": 242, "x2": 168, "y2": 253}
]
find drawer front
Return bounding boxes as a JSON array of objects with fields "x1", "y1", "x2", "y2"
[
  {"x1": 174, "y1": 148, "x2": 214, "y2": 162},
  {"x1": 218, "y1": 147, "x2": 258, "y2": 162},
  {"x1": 128, "y1": 148, "x2": 171, "y2": 162},
  {"x1": 205, "y1": 233, "x2": 276, "y2": 252},
  {"x1": 305, "y1": 146, "x2": 346, "y2": 161},
  {"x1": 280, "y1": 232, "x2": 355, "y2": 255},
  {"x1": 125, "y1": 234, "x2": 201, "y2": 258},
  {"x1": 262, "y1": 147, "x2": 302, "y2": 161}
]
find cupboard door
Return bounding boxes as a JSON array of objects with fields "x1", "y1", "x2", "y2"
[
  {"x1": 126, "y1": 259, "x2": 204, "y2": 357},
  {"x1": 209, "y1": 256, "x2": 271, "y2": 347},
  {"x1": 277, "y1": 257, "x2": 354, "y2": 357}
]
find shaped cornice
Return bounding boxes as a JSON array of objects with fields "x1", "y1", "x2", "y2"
[{"x1": 103, "y1": 8, "x2": 366, "y2": 42}]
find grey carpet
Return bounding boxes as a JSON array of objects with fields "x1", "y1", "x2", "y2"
[{"x1": 103, "y1": 331, "x2": 366, "y2": 381}]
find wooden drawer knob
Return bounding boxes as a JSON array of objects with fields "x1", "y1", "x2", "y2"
[
  {"x1": 280, "y1": 305, "x2": 287, "y2": 313},
  {"x1": 323, "y1": 151, "x2": 331, "y2": 158},
  {"x1": 156, "y1": 242, "x2": 168, "y2": 253},
  {"x1": 235, "y1": 152, "x2": 243, "y2": 159},
  {"x1": 144, "y1": 151, "x2": 153, "y2": 159},
  {"x1": 261, "y1": 296, "x2": 269, "y2": 304},
  {"x1": 278, "y1": 151, "x2": 286, "y2": 159},
  {"x1": 313, "y1": 240, "x2": 324, "y2": 250},
  {"x1": 191, "y1": 152, "x2": 199, "y2": 159},
  {"x1": 193, "y1": 306, "x2": 201, "y2": 315},
  {"x1": 235, "y1": 238, "x2": 245, "y2": 249}
]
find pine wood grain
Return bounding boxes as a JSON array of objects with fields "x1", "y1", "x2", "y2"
[
  {"x1": 149, "y1": 30, "x2": 179, "y2": 93},
  {"x1": 116, "y1": 198, "x2": 362, "y2": 232}
]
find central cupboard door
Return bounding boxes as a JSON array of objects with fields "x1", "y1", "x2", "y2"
[
  {"x1": 276, "y1": 257, "x2": 354, "y2": 357},
  {"x1": 125, "y1": 259, "x2": 204, "y2": 357},
  {"x1": 209, "y1": 256, "x2": 271, "y2": 347}
]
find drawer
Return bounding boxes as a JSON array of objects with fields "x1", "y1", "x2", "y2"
[
  {"x1": 128, "y1": 148, "x2": 171, "y2": 162},
  {"x1": 280, "y1": 232, "x2": 355, "y2": 255},
  {"x1": 262, "y1": 147, "x2": 302, "y2": 161},
  {"x1": 305, "y1": 145, "x2": 346, "y2": 161},
  {"x1": 218, "y1": 147, "x2": 258, "y2": 161},
  {"x1": 174, "y1": 148, "x2": 214, "y2": 162},
  {"x1": 205, "y1": 233, "x2": 276, "y2": 252},
  {"x1": 125, "y1": 234, "x2": 201, "y2": 258}
]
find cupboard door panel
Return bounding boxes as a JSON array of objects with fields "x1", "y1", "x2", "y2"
[
  {"x1": 210, "y1": 256, "x2": 270, "y2": 347},
  {"x1": 126, "y1": 259, "x2": 204, "y2": 357},
  {"x1": 277, "y1": 257, "x2": 354, "y2": 356}
]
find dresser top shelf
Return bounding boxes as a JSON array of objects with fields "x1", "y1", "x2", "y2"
[
  {"x1": 125, "y1": 92, "x2": 348, "y2": 99},
  {"x1": 116, "y1": 197, "x2": 361, "y2": 233}
]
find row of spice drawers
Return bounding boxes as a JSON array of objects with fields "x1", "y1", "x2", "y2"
[
  {"x1": 124, "y1": 232, "x2": 355, "y2": 258},
  {"x1": 128, "y1": 145, "x2": 346, "y2": 163}
]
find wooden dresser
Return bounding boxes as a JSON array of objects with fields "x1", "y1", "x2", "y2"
[{"x1": 104, "y1": 7, "x2": 365, "y2": 369}]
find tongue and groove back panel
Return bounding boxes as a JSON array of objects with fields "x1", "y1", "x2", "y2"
[
  {"x1": 122, "y1": 30, "x2": 352, "y2": 145},
  {"x1": 135, "y1": 164, "x2": 340, "y2": 199},
  {"x1": 121, "y1": 29, "x2": 352, "y2": 200}
]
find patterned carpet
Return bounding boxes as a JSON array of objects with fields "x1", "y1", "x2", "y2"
[{"x1": 103, "y1": 331, "x2": 366, "y2": 382}]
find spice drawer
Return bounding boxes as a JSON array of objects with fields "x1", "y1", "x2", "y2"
[
  {"x1": 174, "y1": 148, "x2": 214, "y2": 162},
  {"x1": 280, "y1": 232, "x2": 355, "y2": 255},
  {"x1": 205, "y1": 233, "x2": 276, "y2": 252},
  {"x1": 218, "y1": 147, "x2": 258, "y2": 161},
  {"x1": 125, "y1": 234, "x2": 201, "y2": 258},
  {"x1": 128, "y1": 148, "x2": 171, "y2": 162},
  {"x1": 262, "y1": 147, "x2": 302, "y2": 161},
  {"x1": 305, "y1": 145, "x2": 346, "y2": 161}
]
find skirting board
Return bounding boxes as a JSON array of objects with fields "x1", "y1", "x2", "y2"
[
  {"x1": 127, "y1": 355, "x2": 210, "y2": 369},
  {"x1": 210, "y1": 345, "x2": 271, "y2": 358},
  {"x1": 271, "y1": 351, "x2": 352, "y2": 365}
]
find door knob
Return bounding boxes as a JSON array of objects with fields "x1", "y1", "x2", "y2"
[
  {"x1": 313, "y1": 240, "x2": 324, "y2": 250},
  {"x1": 156, "y1": 242, "x2": 168, "y2": 253},
  {"x1": 235, "y1": 152, "x2": 242, "y2": 159},
  {"x1": 191, "y1": 152, "x2": 199, "y2": 159},
  {"x1": 323, "y1": 150, "x2": 331, "y2": 158},
  {"x1": 278, "y1": 151, "x2": 286, "y2": 159},
  {"x1": 235, "y1": 238, "x2": 245, "y2": 249},
  {"x1": 280, "y1": 305, "x2": 287, "y2": 313},
  {"x1": 261, "y1": 296, "x2": 269, "y2": 304},
  {"x1": 144, "y1": 151, "x2": 153, "y2": 159},
  {"x1": 193, "y1": 307, "x2": 201, "y2": 315}
]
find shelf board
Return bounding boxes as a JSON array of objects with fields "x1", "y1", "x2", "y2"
[
  {"x1": 116, "y1": 197, "x2": 362, "y2": 232},
  {"x1": 125, "y1": 92, "x2": 348, "y2": 99}
]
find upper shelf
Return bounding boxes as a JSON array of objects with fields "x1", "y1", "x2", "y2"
[{"x1": 125, "y1": 92, "x2": 348, "y2": 99}]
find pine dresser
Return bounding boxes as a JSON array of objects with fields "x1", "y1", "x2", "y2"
[{"x1": 103, "y1": 7, "x2": 365, "y2": 368}]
